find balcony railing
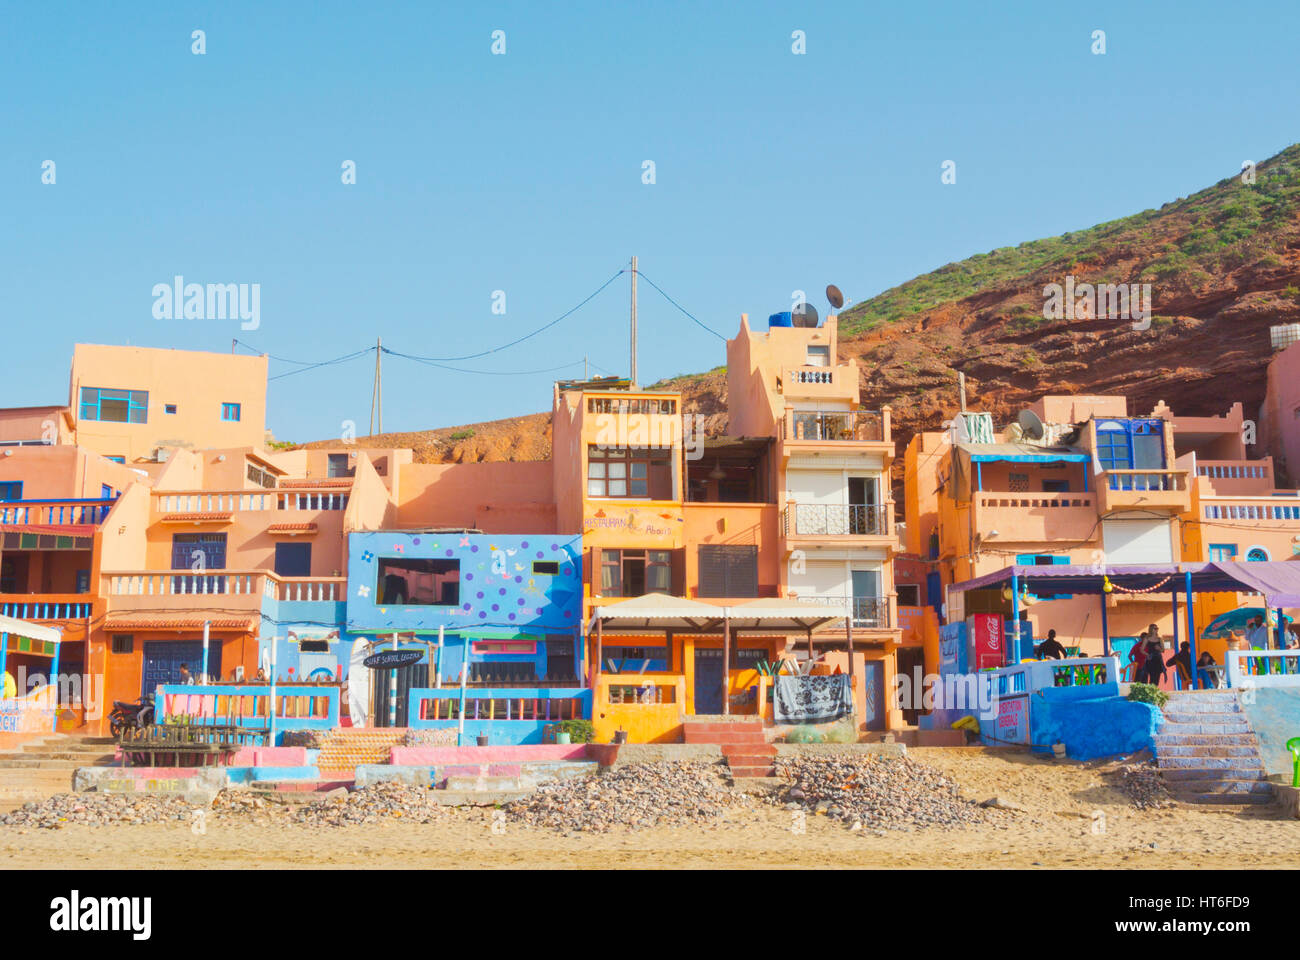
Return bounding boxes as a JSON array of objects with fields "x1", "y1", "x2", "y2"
[
  {"x1": 783, "y1": 503, "x2": 888, "y2": 536},
  {"x1": 784, "y1": 410, "x2": 884, "y2": 443},
  {"x1": 973, "y1": 492, "x2": 1094, "y2": 510},
  {"x1": 1203, "y1": 500, "x2": 1300, "y2": 522},
  {"x1": 0, "y1": 499, "x2": 114, "y2": 527},
  {"x1": 1104, "y1": 470, "x2": 1187, "y2": 492},
  {"x1": 268, "y1": 577, "x2": 346, "y2": 603},
  {"x1": 153, "y1": 491, "x2": 349, "y2": 514},
  {"x1": 0, "y1": 597, "x2": 93, "y2": 620},
  {"x1": 106, "y1": 570, "x2": 265, "y2": 597},
  {"x1": 795, "y1": 595, "x2": 892, "y2": 629}
]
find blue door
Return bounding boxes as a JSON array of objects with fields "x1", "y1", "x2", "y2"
[
  {"x1": 861, "y1": 660, "x2": 884, "y2": 730},
  {"x1": 141, "y1": 641, "x2": 222, "y2": 696},
  {"x1": 693, "y1": 648, "x2": 724, "y2": 715},
  {"x1": 171, "y1": 534, "x2": 227, "y2": 593}
]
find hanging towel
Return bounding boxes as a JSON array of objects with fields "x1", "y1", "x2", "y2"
[{"x1": 774, "y1": 674, "x2": 852, "y2": 724}]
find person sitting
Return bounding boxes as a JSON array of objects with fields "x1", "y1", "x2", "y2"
[
  {"x1": 1166, "y1": 641, "x2": 1193, "y2": 688},
  {"x1": 1035, "y1": 629, "x2": 1068, "y2": 660},
  {"x1": 1196, "y1": 650, "x2": 1219, "y2": 689}
]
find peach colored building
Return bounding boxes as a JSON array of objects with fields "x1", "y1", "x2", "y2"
[{"x1": 68, "y1": 344, "x2": 269, "y2": 463}]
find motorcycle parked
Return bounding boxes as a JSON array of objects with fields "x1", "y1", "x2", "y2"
[{"x1": 109, "y1": 694, "x2": 154, "y2": 739}]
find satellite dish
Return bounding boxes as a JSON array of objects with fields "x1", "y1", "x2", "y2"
[
  {"x1": 826, "y1": 285, "x2": 845, "y2": 310},
  {"x1": 792, "y1": 302, "x2": 819, "y2": 327},
  {"x1": 1017, "y1": 409, "x2": 1045, "y2": 441}
]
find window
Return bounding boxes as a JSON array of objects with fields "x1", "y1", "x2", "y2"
[
  {"x1": 111, "y1": 635, "x2": 134, "y2": 655},
  {"x1": 533, "y1": 560, "x2": 560, "y2": 575},
  {"x1": 246, "y1": 462, "x2": 277, "y2": 488},
  {"x1": 171, "y1": 534, "x2": 227, "y2": 592},
  {"x1": 1208, "y1": 543, "x2": 1238, "y2": 562},
  {"x1": 1015, "y1": 553, "x2": 1070, "y2": 599},
  {"x1": 1095, "y1": 422, "x2": 1131, "y2": 471},
  {"x1": 105, "y1": 456, "x2": 125, "y2": 464},
  {"x1": 76, "y1": 570, "x2": 90, "y2": 594},
  {"x1": 604, "y1": 645, "x2": 670, "y2": 671},
  {"x1": 600, "y1": 549, "x2": 671, "y2": 597},
  {"x1": 274, "y1": 542, "x2": 312, "y2": 577},
  {"x1": 897, "y1": 584, "x2": 921, "y2": 607},
  {"x1": 1008, "y1": 472, "x2": 1029, "y2": 493},
  {"x1": 805, "y1": 345, "x2": 830, "y2": 367},
  {"x1": 732, "y1": 647, "x2": 767, "y2": 670},
  {"x1": 586, "y1": 397, "x2": 676, "y2": 415},
  {"x1": 221, "y1": 402, "x2": 241, "y2": 422},
  {"x1": 376, "y1": 557, "x2": 459, "y2": 605},
  {"x1": 164, "y1": 404, "x2": 177, "y2": 415},
  {"x1": 327, "y1": 454, "x2": 354, "y2": 478},
  {"x1": 1042, "y1": 479, "x2": 1070, "y2": 493},
  {"x1": 299, "y1": 639, "x2": 330, "y2": 653},
  {"x1": 79, "y1": 387, "x2": 148, "y2": 424},
  {"x1": 1246, "y1": 546, "x2": 1270, "y2": 562},
  {"x1": 100, "y1": 484, "x2": 116, "y2": 500},
  {"x1": 697, "y1": 544, "x2": 759, "y2": 598},
  {"x1": 587, "y1": 445, "x2": 673, "y2": 499},
  {"x1": 0, "y1": 482, "x2": 23, "y2": 501}
]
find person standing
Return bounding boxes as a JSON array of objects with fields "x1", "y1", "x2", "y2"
[
  {"x1": 1035, "y1": 629, "x2": 1068, "y2": 660},
  {"x1": 1141, "y1": 627, "x2": 1166, "y2": 686}
]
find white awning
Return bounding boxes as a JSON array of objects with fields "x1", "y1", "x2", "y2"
[
  {"x1": 721, "y1": 598, "x2": 845, "y2": 633},
  {"x1": 589, "y1": 593, "x2": 727, "y2": 631},
  {"x1": 0, "y1": 614, "x2": 62, "y2": 647}
]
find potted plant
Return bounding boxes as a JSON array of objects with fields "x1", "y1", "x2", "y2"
[
  {"x1": 558, "y1": 718, "x2": 594, "y2": 744},
  {"x1": 476, "y1": 733, "x2": 490, "y2": 747},
  {"x1": 555, "y1": 729, "x2": 572, "y2": 744}
]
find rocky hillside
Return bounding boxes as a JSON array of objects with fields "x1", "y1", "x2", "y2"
[{"x1": 304, "y1": 145, "x2": 1300, "y2": 475}]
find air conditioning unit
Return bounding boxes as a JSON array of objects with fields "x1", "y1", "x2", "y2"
[{"x1": 154, "y1": 447, "x2": 171, "y2": 462}]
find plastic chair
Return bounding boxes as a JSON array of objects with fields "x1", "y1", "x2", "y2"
[{"x1": 1288, "y1": 737, "x2": 1300, "y2": 788}]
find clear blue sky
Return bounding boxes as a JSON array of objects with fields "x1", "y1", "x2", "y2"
[{"x1": 4, "y1": 1, "x2": 1297, "y2": 441}]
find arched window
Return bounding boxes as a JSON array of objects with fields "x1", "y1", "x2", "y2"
[{"x1": 1246, "y1": 546, "x2": 1269, "y2": 562}]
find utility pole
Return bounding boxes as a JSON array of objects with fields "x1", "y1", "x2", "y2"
[
  {"x1": 629, "y1": 255, "x2": 638, "y2": 388},
  {"x1": 370, "y1": 337, "x2": 383, "y2": 436},
  {"x1": 958, "y1": 371, "x2": 967, "y2": 413}
]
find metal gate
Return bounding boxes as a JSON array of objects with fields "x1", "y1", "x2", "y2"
[
  {"x1": 371, "y1": 662, "x2": 428, "y2": 727},
  {"x1": 141, "y1": 641, "x2": 223, "y2": 697}
]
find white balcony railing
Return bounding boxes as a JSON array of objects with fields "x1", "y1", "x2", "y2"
[
  {"x1": 153, "y1": 491, "x2": 349, "y2": 514},
  {"x1": 783, "y1": 503, "x2": 888, "y2": 536}
]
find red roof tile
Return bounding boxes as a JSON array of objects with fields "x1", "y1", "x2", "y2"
[{"x1": 103, "y1": 615, "x2": 256, "y2": 631}]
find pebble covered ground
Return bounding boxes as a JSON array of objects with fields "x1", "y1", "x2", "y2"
[
  {"x1": 505, "y1": 761, "x2": 756, "y2": 832},
  {"x1": 1113, "y1": 761, "x2": 1176, "y2": 810},
  {"x1": 773, "y1": 754, "x2": 990, "y2": 832},
  {"x1": 0, "y1": 793, "x2": 199, "y2": 830}
]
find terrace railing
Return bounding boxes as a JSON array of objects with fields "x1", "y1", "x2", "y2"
[
  {"x1": 267, "y1": 576, "x2": 346, "y2": 603},
  {"x1": 0, "y1": 596, "x2": 92, "y2": 620},
  {"x1": 784, "y1": 410, "x2": 885, "y2": 443},
  {"x1": 157, "y1": 682, "x2": 339, "y2": 732},
  {"x1": 783, "y1": 502, "x2": 888, "y2": 537},
  {"x1": 0, "y1": 499, "x2": 114, "y2": 527},
  {"x1": 106, "y1": 570, "x2": 265, "y2": 598},
  {"x1": 153, "y1": 490, "x2": 349, "y2": 514},
  {"x1": 1226, "y1": 649, "x2": 1300, "y2": 688},
  {"x1": 794, "y1": 594, "x2": 892, "y2": 629},
  {"x1": 1104, "y1": 469, "x2": 1187, "y2": 492},
  {"x1": 1203, "y1": 499, "x2": 1300, "y2": 522}
]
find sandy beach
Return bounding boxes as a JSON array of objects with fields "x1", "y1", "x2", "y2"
[{"x1": 0, "y1": 748, "x2": 1295, "y2": 869}]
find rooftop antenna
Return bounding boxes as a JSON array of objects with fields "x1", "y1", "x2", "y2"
[{"x1": 629, "y1": 255, "x2": 638, "y2": 388}]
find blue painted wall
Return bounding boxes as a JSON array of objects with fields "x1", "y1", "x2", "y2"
[
  {"x1": 346, "y1": 531, "x2": 582, "y2": 634},
  {"x1": 1240, "y1": 687, "x2": 1300, "y2": 776},
  {"x1": 1030, "y1": 692, "x2": 1163, "y2": 760}
]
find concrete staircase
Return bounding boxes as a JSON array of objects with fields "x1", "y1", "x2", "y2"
[
  {"x1": 684, "y1": 717, "x2": 775, "y2": 778},
  {"x1": 1154, "y1": 690, "x2": 1273, "y2": 805},
  {"x1": 0, "y1": 734, "x2": 118, "y2": 770},
  {"x1": 316, "y1": 728, "x2": 406, "y2": 777}
]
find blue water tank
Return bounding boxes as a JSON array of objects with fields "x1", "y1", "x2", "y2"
[{"x1": 768, "y1": 311, "x2": 793, "y2": 328}]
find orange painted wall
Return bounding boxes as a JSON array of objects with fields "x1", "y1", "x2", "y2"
[
  {"x1": 681, "y1": 503, "x2": 780, "y2": 598},
  {"x1": 396, "y1": 460, "x2": 557, "y2": 533},
  {"x1": 0, "y1": 406, "x2": 71, "y2": 445},
  {"x1": 69, "y1": 344, "x2": 269, "y2": 462},
  {"x1": 0, "y1": 446, "x2": 145, "y2": 501}
]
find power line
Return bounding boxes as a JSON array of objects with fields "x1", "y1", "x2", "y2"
[
  {"x1": 388, "y1": 268, "x2": 627, "y2": 362},
  {"x1": 634, "y1": 269, "x2": 727, "y2": 341}
]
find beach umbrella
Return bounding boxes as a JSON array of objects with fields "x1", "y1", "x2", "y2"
[{"x1": 1201, "y1": 606, "x2": 1293, "y2": 639}]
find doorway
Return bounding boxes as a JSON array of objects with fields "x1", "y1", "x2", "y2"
[
  {"x1": 848, "y1": 476, "x2": 879, "y2": 534},
  {"x1": 274, "y1": 542, "x2": 312, "y2": 577},
  {"x1": 371, "y1": 661, "x2": 429, "y2": 727},
  {"x1": 142, "y1": 640, "x2": 223, "y2": 696},
  {"x1": 693, "y1": 647, "x2": 724, "y2": 714},
  {"x1": 895, "y1": 647, "x2": 925, "y2": 726}
]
